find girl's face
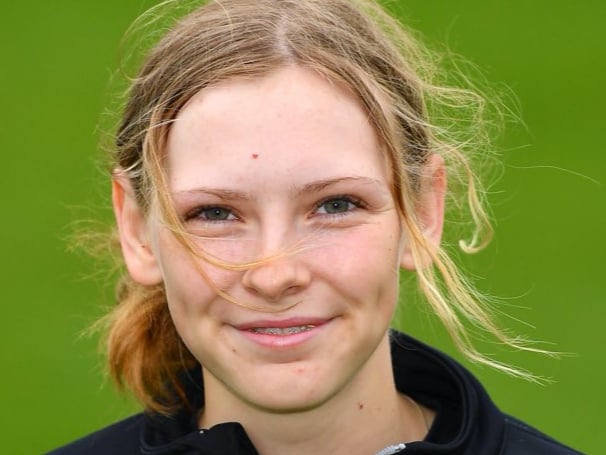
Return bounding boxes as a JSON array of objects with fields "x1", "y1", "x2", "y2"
[{"x1": 117, "y1": 66, "x2": 439, "y2": 417}]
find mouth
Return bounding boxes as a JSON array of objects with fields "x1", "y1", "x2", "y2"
[
  {"x1": 235, "y1": 318, "x2": 330, "y2": 348},
  {"x1": 248, "y1": 325, "x2": 316, "y2": 335}
]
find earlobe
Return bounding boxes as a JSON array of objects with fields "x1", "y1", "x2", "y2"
[
  {"x1": 400, "y1": 154, "x2": 446, "y2": 271},
  {"x1": 112, "y1": 174, "x2": 163, "y2": 286}
]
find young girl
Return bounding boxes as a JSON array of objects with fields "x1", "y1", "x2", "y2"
[{"x1": 49, "y1": 0, "x2": 581, "y2": 453}]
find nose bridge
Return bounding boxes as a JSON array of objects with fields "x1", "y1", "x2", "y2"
[
  {"x1": 241, "y1": 213, "x2": 310, "y2": 302},
  {"x1": 253, "y1": 203, "x2": 299, "y2": 257}
]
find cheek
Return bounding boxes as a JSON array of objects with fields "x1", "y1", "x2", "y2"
[
  {"x1": 154, "y1": 235, "x2": 240, "y2": 313},
  {"x1": 310, "y1": 222, "x2": 402, "y2": 297},
  {"x1": 156, "y1": 242, "x2": 238, "y2": 356}
]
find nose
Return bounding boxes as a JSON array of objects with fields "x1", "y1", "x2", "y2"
[{"x1": 241, "y1": 251, "x2": 311, "y2": 303}]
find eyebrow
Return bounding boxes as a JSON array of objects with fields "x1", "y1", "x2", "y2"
[
  {"x1": 173, "y1": 188, "x2": 251, "y2": 201},
  {"x1": 172, "y1": 176, "x2": 385, "y2": 200},
  {"x1": 296, "y1": 176, "x2": 384, "y2": 194}
]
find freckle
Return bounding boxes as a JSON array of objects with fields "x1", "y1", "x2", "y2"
[
  {"x1": 358, "y1": 402, "x2": 364, "y2": 410},
  {"x1": 232, "y1": 348, "x2": 237, "y2": 353},
  {"x1": 251, "y1": 153, "x2": 259, "y2": 159}
]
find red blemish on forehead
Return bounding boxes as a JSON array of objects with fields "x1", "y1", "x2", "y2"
[{"x1": 251, "y1": 153, "x2": 259, "y2": 159}]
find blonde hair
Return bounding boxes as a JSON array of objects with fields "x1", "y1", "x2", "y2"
[{"x1": 101, "y1": 0, "x2": 539, "y2": 414}]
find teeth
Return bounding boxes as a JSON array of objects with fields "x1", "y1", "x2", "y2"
[{"x1": 250, "y1": 325, "x2": 315, "y2": 335}]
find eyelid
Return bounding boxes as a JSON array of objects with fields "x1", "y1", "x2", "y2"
[
  {"x1": 318, "y1": 194, "x2": 364, "y2": 205},
  {"x1": 183, "y1": 204, "x2": 239, "y2": 222},
  {"x1": 313, "y1": 194, "x2": 365, "y2": 214}
]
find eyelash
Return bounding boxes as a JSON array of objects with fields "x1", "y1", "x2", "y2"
[
  {"x1": 313, "y1": 195, "x2": 364, "y2": 217},
  {"x1": 184, "y1": 205, "x2": 238, "y2": 223},
  {"x1": 183, "y1": 195, "x2": 365, "y2": 224}
]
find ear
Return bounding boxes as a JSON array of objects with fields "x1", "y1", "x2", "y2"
[
  {"x1": 112, "y1": 173, "x2": 163, "y2": 285},
  {"x1": 400, "y1": 154, "x2": 446, "y2": 270}
]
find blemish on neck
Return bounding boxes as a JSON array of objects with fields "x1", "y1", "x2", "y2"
[{"x1": 251, "y1": 153, "x2": 259, "y2": 159}]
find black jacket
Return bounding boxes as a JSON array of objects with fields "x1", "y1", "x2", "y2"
[{"x1": 47, "y1": 331, "x2": 583, "y2": 454}]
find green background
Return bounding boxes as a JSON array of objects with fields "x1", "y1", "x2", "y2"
[{"x1": 1, "y1": 1, "x2": 603, "y2": 453}]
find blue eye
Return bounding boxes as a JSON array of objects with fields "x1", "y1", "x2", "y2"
[
  {"x1": 187, "y1": 206, "x2": 236, "y2": 222},
  {"x1": 316, "y1": 197, "x2": 358, "y2": 215},
  {"x1": 202, "y1": 207, "x2": 233, "y2": 220}
]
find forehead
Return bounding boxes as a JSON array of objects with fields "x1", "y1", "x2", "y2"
[{"x1": 165, "y1": 65, "x2": 389, "y2": 192}]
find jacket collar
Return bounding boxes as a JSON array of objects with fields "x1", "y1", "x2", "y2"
[{"x1": 388, "y1": 331, "x2": 505, "y2": 454}]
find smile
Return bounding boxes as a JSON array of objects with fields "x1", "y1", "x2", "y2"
[
  {"x1": 236, "y1": 318, "x2": 331, "y2": 349},
  {"x1": 248, "y1": 325, "x2": 316, "y2": 335}
]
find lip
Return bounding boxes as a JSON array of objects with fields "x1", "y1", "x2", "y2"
[
  {"x1": 234, "y1": 317, "x2": 331, "y2": 349},
  {"x1": 235, "y1": 317, "x2": 329, "y2": 331}
]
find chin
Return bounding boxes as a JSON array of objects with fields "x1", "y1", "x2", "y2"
[
  {"x1": 245, "y1": 388, "x2": 335, "y2": 415},
  {"x1": 234, "y1": 362, "x2": 342, "y2": 414}
]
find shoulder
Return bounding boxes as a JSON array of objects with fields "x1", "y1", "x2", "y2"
[
  {"x1": 45, "y1": 413, "x2": 144, "y2": 455},
  {"x1": 501, "y1": 415, "x2": 585, "y2": 455}
]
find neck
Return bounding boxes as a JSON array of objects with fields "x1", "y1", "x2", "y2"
[{"x1": 199, "y1": 335, "x2": 432, "y2": 455}]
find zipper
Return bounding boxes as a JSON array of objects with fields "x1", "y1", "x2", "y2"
[{"x1": 375, "y1": 442, "x2": 406, "y2": 455}]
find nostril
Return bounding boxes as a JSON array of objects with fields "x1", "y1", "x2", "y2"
[{"x1": 283, "y1": 285, "x2": 302, "y2": 297}]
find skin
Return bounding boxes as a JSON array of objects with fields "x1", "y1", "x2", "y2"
[{"x1": 113, "y1": 65, "x2": 445, "y2": 455}]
